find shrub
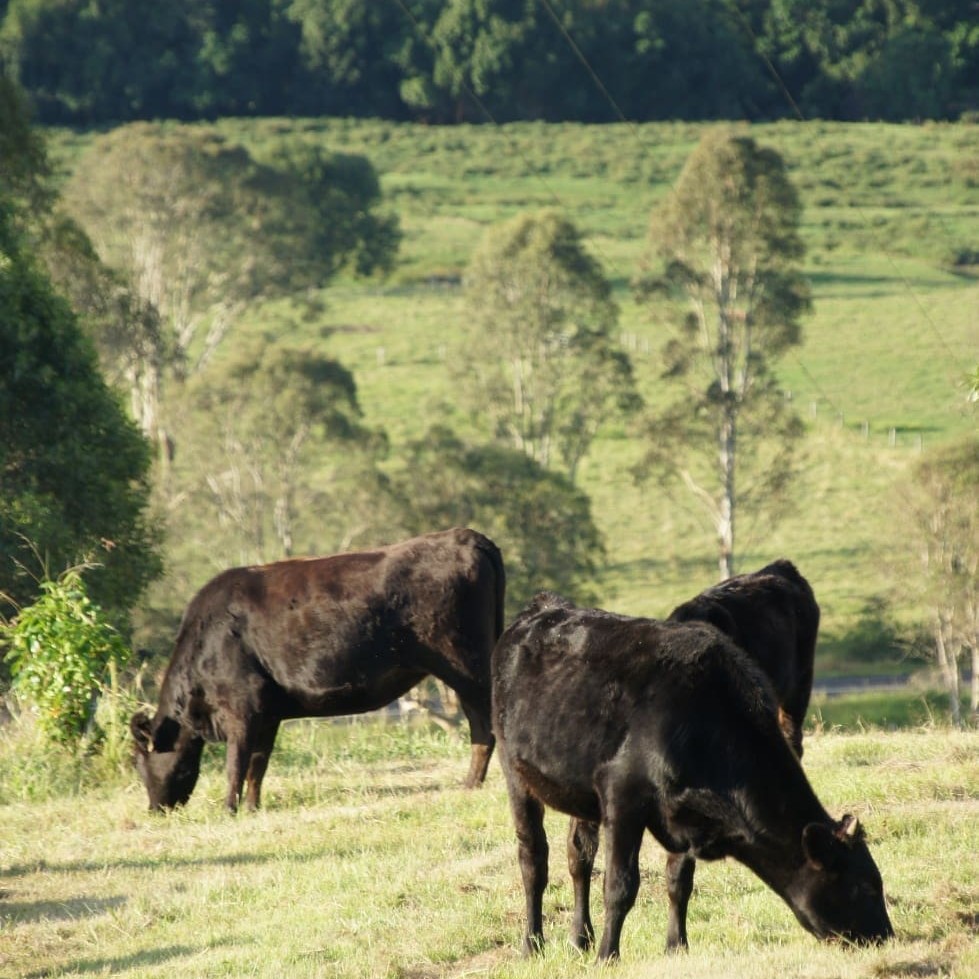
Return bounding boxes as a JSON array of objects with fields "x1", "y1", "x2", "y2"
[{"x1": 2, "y1": 568, "x2": 131, "y2": 747}]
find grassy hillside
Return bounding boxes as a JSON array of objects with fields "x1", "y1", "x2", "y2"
[
  {"x1": 49, "y1": 120, "x2": 978, "y2": 672},
  {"x1": 1, "y1": 721, "x2": 977, "y2": 978}
]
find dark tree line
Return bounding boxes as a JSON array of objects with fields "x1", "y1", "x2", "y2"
[{"x1": 1, "y1": 0, "x2": 976, "y2": 125}]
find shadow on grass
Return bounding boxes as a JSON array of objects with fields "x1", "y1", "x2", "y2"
[
  {"x1": 873, "y1": 956, "x2": 950, "y2": 978},
  {"x1": 0, "y1": 894, "x2": 125, "y2": 925},
  {"x1": 4, "y1": 848, "x2": 313, "y2": 879},
  {"x1": 805, "y1": 270, "x2": 933, "y2": 299},
  {"x1": 23, "y1": 944, "x2": 206, "y2": 978}
]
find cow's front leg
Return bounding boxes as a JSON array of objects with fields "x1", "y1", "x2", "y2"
[
  {"x1": 567, "y1": 817, "x2": 598, "y2": 950},
  {"x1": 243, "y1": 719, "x2": 280, "y2": 812},
  {"x1": 665, "y1": 852, "x2": 696, "y2": 952},
  {"x1": 595, "y1": 798, "x2": 644, "y2": 961},
  {"x1": 224, "y1": 731, "x2": 251, "y2": 813}
]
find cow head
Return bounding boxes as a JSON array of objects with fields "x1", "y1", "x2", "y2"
[
  {"x1": 789, "y1": 815, "x2": 893, "y2": 944},
  {"x1": 130, "y1": 711, "x2": 205, "y2": 811}
]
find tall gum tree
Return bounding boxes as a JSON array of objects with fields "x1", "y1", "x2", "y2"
[
  {"x1": 636, "y1": 128, "x2": 810, "y2": 580},
  {"x1": 904, "y1": 438, "x2": 979, "y2": 724},
  {"x1": 458, "y1": 209, "x2": 639, "y2": 484},
  {"x1": 61, "y1": 123, "x2": 399, "y2": 457}
]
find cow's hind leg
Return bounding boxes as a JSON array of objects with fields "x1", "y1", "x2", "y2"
[
  {"x1": 432, "y1": 666, "x2": 494, "y2": 788},
  {"x1": 458, "y1": 695, "x2": 495, "y2": 788},
  {"x1": 499, "y1": 744, "x2": 548, "y2": 954},
  {"x1": 567, "y1": 817, "x2": 598, "y2": 950},
  {"x1": 243, "y1": 718, "x2": 280, "y2": 812},
  {"x1": 665, "y1": 852, "x2": 696, "y2": 952}
]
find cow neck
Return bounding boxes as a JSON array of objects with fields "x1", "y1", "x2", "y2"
[{"x1": 732, "y1": 744, "x2": 831, "y2": 897}]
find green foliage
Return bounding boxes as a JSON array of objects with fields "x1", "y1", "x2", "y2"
[
  {"x1": 906, "y1": 438, "x2": 979, "y2": 614},
  {"x1": 896, "y1": 437, "x2": 979, "y2": 724},
  {"x1": 62, "y1": 124, "x2": 400, "y2": 338},
  {"x1": 828, "y1": 596, "x2": 912, "y2": 666},
  {"x1": 58, "y1": 122, "x2": 399, "y2": 458},
  {"x1": 426, "y1": 0, "x2": 540, "y2": 122},
  {"x1": 176, "y1": 333, "x2": 393, "y2": 565},
  {"x1": 0, "y1": 199, "x2": 161, "y2": 626},
  {"x1": 3, "y1": 1, "x2": 978, "y2": 124},
  {"x1": 0, "y1": 73, "x2": 53, "y2": 218},
  {"x1": 2, "y1": 569, "x2": 131, "y2": 746},
  {"x1": 459, "y1": 209, "x2": 639, "y2": 481},
  {"x1": 258, "y1": 141, "x2": 402, "y2": 279},
  {"x1": 636, "y1": 128, "x2": 809, "y2": 577},
  {"x1": 395, "y1": 425, "x2": 604, "y2": 611},
  {"x1": 0, "y1": 75, "x2": 155, "y2": 419}
]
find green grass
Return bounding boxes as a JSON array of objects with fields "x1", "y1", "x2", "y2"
[
  {"x1": 46, "y1": 118, "x2": 979, "y2": 662},
  {"x1": 808, "y1": 690, "x2": 972, "y2": 732},
  {"x1": 1, "y1": 719, "x2": 977, "y2": 978}
]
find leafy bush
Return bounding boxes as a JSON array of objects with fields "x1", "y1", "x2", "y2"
[{"x1": 2, "y1": 569, "x2": 131, "y2": 747}]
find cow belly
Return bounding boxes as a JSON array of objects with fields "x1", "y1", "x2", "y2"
[
  {"x1": 283, "y1": 666, "x2": 428, "y2": 718},
  {"x1": 512, "y1": 755, "x2": 602, "y2": 822}
]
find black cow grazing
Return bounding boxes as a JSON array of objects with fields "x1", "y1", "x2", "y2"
[
  {"x1": 668, "y1": 559, "x2": 819, "y2": 758},
  {"x1": 567, "y1": 558, "x2": 821, "y2": 951},
  {"x1": 131, "y1": 528, "x2": 505, "y2": 813},
  {"x1": 492, "y1": 594, "x2": 892, "y2": 961}
]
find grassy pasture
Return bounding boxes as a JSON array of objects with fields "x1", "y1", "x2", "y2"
[
  {"x1": 47, "y1": 118, "x2": 978, "y2": 663},
  {"x1": 228, "y1": 119, "x2": 976, "y2": 658},
  {"x1": 8, "y1": 118, "x2": 973, "y2": 977},
  {"x1": 1, "y1": 720, "x2": 977, "y2": 978}
]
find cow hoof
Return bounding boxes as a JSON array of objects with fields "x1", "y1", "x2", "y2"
[{"x1": 522, "y1": 934, "x2": 545, "y2": 957}]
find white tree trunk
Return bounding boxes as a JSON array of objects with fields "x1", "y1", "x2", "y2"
[
  {"x1": 717, "y1": 410, "x2": 736, "y2": 581},
  {"x1": 970, "y1": 637, "x2": 978, "y2": 722},
  {"x1": 935, "y1": 612, "x2": 962, "y2": 726}
]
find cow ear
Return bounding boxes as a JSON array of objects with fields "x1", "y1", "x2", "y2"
[
  {"x1": 151, "y1": 716, "x2": 182, "y2": 754},
  {"x1": 130, "y1": 712, "x2": 153, "y2": 753},
  {"x1": 802, "y1": 822, "x2": 843, "y2": 871},
  {"x1": 836, "y1": 814, "x2": 864, "y2": 844}
]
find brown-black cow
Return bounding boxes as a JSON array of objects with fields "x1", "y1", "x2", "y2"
[
  {"x1": 131, "y1": 528, "x2": 505, "y2": 812},
  {"x1": 492, "y1": 593, "x2": 892, "y2": 961},
  {"x1": 567, "y1": 559, "x2": 821, "y2": 950}
]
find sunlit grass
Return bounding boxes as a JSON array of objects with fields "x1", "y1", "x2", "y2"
[{"x1": 1, "y1": 720, "x2": 977, "y2": 978}]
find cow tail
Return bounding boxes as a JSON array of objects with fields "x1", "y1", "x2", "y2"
[{"x1": 475, "y1": 534, "x2": 507, "y2": 642}]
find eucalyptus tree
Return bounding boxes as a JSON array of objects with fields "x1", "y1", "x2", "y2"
[
  {"x1": 635, "y1": 129, "x2": 810, "y2": 580},
  {"x1": 178, "y1": 335, "x2": 392, "y2": 571},
  {"x1": 904, "y1": 439, "x2": 979, "y2": 724},
  {"x1": 61, "y1": 123, "x2": 399, "y2": 453},
  {"x1": 395, "y1": 425, "x2": 604, "y2": 613},
  {"x1": 457, "y1": 209, "x2": 639, "y2": 484}
]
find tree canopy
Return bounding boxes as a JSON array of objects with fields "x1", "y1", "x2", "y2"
[
  {"x1": 635, "y1": 128, "x2": 809, "y2": 579},
  {"x1": 0, "y1": 200, "x2": 161, "y2": 628},
  {"x1": 1, "y1": 1, "x2": 976, "y2": 125},
  {"x1": 458, "y1": 209, "x2": 639, "y2": 483},
  {"x1": 395, "y1": 425, "x2": 604, "y2": 612},
  {"x1": 60, "y1": 123, "x2": 400, "y2": 449},
  {"x1": 904, "y1": 437, "x2": 979, "y2": 723},
  {"x1": 179, "y1": 334, "x2": 388, "y2": 568}
]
